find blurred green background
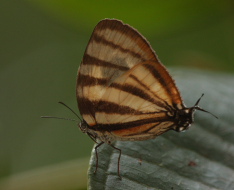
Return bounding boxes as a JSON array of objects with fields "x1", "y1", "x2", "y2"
[{"x1": 0, "y1": 0, "x2": 233, "y2": 189}]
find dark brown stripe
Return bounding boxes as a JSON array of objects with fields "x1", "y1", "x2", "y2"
[
  {"x1": 122, "y1": 123, "x2": 173, "y2": 137},
  {"x1": 93, "y1": 116, "x2": 172, "y2": 131},
  {"x1": 78, "y1": 98, "x2": 140, "y2": 115},
  {"x1": 97, "y1": 100, "x2": 143, "y2": 114},
  {"x1": 83, "y1": 54, "x2": 129, "y2": 71},
  {"x1": 143, "y1": 63, "x2": 168, "y2": 92},
  {"x1": 129, "y1": 74, "x2": 173, "y2": 112},
  {"x1": 96, "y1": 19, "x2": 140, "y2": 42},
  {"x1": 143, "y1": 63, "x2": 182, "y2": 107},
  {"x1": 110, "y1": 82, "x2": 166, "y2": 109},
  {"x1": 129, "y1": 75, "x2": 173, "y2": 110},
  {"x1": 78, "y1": 74, "x2": 108, "y2": 86},
  {"x1": 144, "y1": 123, "x2": 173, "y2": 134},
  {"x1": 97, "y1": 100, "x2": 165, "y2": 115},
  {"x1": 78, "y1": 98, "x2": 162, "y2": 115},
  {"x1": 77, "y1": 97, "x2": 97, "y2": 119},
  {"x1": 123, "y1": 123, "x2": 161, "y2": 137},
  {"x1": 143, "y1": 63, "x2": 176, "y2": 105},
  {"x1": 94, "y1": 19, "x2": 158, "y2": 62},
  {"x1": 92, "y1": 33, "x2": 145, "y2": 61}
]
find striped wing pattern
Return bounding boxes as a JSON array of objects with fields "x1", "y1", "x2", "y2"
[
  {"x1": 77, "y1": 19, "x2": 184, "y2": 141},
  {"x1": 77, "y1": 19, "x2": 159, "y2": 126},
  {"x1": 96, "y1": 61, "x2": 183, "y2": 140}
]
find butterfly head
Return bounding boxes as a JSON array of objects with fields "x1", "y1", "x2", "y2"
[
  {"x1": 174, "y1": 94, "x2": 217, "y2": 132},
  {"x1": 79, "y1": 119, "x2": 101, "y2": 143},
  {"x1": 79, "y1": 119, "x2": 89, "y2": 133}
]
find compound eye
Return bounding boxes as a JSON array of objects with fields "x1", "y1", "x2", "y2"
[{"x1": 79, "y1": 122, "x2": 87, "y2": 133}]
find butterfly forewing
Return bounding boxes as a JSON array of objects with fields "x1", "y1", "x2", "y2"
[{"x1": 77, "y1": 19, "x2": 161, "y2": 126}]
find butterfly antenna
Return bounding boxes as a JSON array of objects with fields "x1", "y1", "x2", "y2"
[
  {"x1": 193, "y1": 94, "x2": 218, "y2": 119},
  {"x1": 41, "y1": 102, "x2": 82, "y2": 122},
  {"x1": 40, "y1": 116, "x2": 78, "y2": 122},
  {"x1": 194, "y1": 93, "x2": 204, "y2": 107},
  {"x1": 58, "y1": 101, "x2": 82, "y2": 121}
]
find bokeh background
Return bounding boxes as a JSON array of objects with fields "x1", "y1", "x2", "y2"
[{"x1": 1, "y1": 0, "x2": 233, "y2": 189}]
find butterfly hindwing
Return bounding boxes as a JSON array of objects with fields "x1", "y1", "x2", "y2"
[{"x1": 95, "y1": 61, "x2": 183, "y2": 140}]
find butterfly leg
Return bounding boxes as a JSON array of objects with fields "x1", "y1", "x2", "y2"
[
  {"x1": 109, "y1": 144, "x2": 122, "y2": 180},
  {"x1": 94, "y1": 142, "x2": 104, "y2": 174},
  {"x1": 87, "y1": 132, "x2": 98, "y2": 143}
]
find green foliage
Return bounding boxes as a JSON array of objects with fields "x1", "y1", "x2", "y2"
[
  {"x1": 0, "y1": 0, "x2": 234, "y2": 189},
  {"x1": 88, "y1": 70, "x2": 234, "y2": 189}
]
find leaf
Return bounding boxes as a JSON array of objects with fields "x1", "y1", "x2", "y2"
[{"x1": 88, "y1": 69, "x2": 234, "y2": 190}]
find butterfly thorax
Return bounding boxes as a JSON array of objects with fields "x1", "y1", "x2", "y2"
[{"x1": 173, "y1": 108, "x2": 195, "y2": 132}]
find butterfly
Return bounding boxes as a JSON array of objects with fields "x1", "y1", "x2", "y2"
[{"x1": 76, "y1": 19, "x2": 217, "y2": 179}]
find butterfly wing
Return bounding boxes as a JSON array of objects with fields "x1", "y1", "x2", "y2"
[
  {"x1": 77, "y1": 19, "x2": 160, "y2": 126},
  {"x1": 95, "y1": 60, "x2": 184, "y2": 140}
]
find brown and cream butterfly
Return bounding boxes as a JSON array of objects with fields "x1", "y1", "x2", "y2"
[
  {"x1": 41, "y1": 19, "x2": 219, "y2": 180},
  {"x1": 76, "y1": 19, "x2": 217, "y2": 178}
]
